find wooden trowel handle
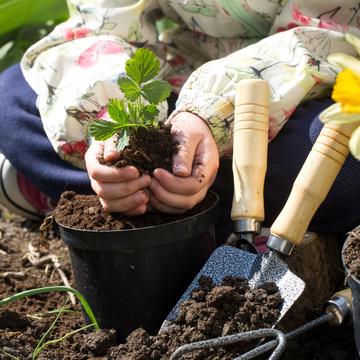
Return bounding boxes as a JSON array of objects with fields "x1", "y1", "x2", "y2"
[
  {"x1": 270, "y1": 121, "x2": 359, "y2": 246},
  {"x1": 231, "y1": 79, "x2": 270, "y2": 223}
]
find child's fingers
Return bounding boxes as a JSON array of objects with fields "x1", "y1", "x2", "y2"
[
  {"x1": 99, "y1": 190, "x2": 149, "y2": 213},
  {"x1": 90, "y1": 175, "x2": 151, "y2": 200},
  {"x1": 172, "y1": 134, "x2": 197, "y2": 177},
  {"x1": 148, "y1": 177, "x2": 208, "y2": 210},
  {"x1": 148, "y1": 194, "x2": 186, "y2": 214},
  {"x1": 123, "y1": 204, "x2": 148, "y2": 216},
  {"x1": 104, "y1": 137, "x2": 120, "y2": 161},
  {"x1": 85, "y1": 141, "x2": 139, "y2": 182},
  {"x1": 152, "y1": 168, "x2": 204, "y2": 195}
]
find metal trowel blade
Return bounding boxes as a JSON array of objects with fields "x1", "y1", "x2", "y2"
[{"x1": 161, "y1": 245, "x2": 305, "y2": 330}]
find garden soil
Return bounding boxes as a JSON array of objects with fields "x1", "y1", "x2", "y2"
[
  {"x1": 53, "y1": 191, "x2": 216, "y2": 231},
  {"x1": 98, "y1": 123, "x2": 178, "y2": 175},
  {"x1": 108, "y1": 275, "x2": 282, "y2": 359},
  {"x1": 343, "y1": 225, "x2": 360, "y2": 278},
  {"x1": 0, "y1": 208, "x2": 358, "y2": 359}
]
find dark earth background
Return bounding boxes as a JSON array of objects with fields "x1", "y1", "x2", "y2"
[{"x1": 0, "y1": 206, "x2": 358, "y2": 359}]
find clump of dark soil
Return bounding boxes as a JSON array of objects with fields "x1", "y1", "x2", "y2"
[
  {"x1": 99, "y1": 123, "x2": 179, "y2": 174},
  {"x1": 108, "y1": 275, "x2": 282, "y2": 359},
  {"x1": 53, "y1": 191, "x2": 216, "y2": 231},
  {"x1": 342, "y1": 225, "x2": 360, "y2": 279}
]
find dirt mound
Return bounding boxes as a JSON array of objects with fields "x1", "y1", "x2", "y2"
[
  {"x1": 108, "y1": 275, "x2": 282, "y2": 359},
  {"x1": 343, "y1": 225, "x2": 360, "y2": 278}
]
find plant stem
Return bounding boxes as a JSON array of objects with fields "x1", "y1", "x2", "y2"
[
  {"x1": 32, "y1": 300, "x2": 67, "y2": 360},
  {"x1": 27, "y1": 307, "x2": 78, "y2": 320},
  {"x1": 0, "y1": 286, "x2": 99, "y2": 330},
  {"x1": 138, "y1": 96, "x2": 143, "y2": 124},
  {"x1": 34, "y1": 323, "x2": 95, "y2": 357},
  {"x1": 0, "y1": 349, "x2": 20, "y2": 360}
]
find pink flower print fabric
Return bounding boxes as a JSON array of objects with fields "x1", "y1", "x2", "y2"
[{"x1": 75, "y1": 40, "x2": 125, "y2": 68}]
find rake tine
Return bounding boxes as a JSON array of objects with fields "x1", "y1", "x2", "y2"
[
  {"x1": 238, "y1": 313, "x2": 334, "y2": 360},
  {"x1": 233, "y1": 329, "x2": 286, "y2": 360},
  {"x1": 169, "y1": 328, "x2": 286, "y2": 360}
]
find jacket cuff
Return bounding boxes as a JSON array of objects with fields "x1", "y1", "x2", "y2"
[{"x1": 169, "y1": 91, "x2": 234, "y2": 157}]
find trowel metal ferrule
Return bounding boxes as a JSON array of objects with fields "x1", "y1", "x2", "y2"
[
  {"x1": 233, "y1": 218, "x2": 261, "y2": 238},
  {"x1": 325, "y1": 291, "x2": 353, "y2": 326},
  {"x1": 266, "y1": 234, "x2": 295, "y2": 256},
  {"x1": 232, "y1": 219, "x2": 261, "y2": 252}
]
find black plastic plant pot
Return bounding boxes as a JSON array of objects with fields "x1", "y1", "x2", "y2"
[
  {"x1": 342, "y1": 238, "x2": 360, "y2": 356},
  {"x1": 57, "y1": 192, "x2": 219, "y2": 339}
]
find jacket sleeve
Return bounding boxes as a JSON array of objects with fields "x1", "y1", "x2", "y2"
[
  {"x1": 171, "y1": 27, "x2": 358, "y2": 157},
  {"x1": 21, "y1": 0, "x2": 166, "y2": 169}
]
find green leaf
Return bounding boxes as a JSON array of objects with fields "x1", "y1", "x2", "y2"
[
  {"x1": 141, "y1": 80, "x2": 172, "y2": 104},
  {"x1": 118, "y1": 77, "x2": 141, "y2": 101},
  {"x1": 89, "y1": 48, "x2": 172, "y2": 142},
  {"x1": 0, "y1": 0, "x2": 68, "y2": 36},
  {"x1": 125, "y1": 48, "x2": 160, "y2": 85},
  {"x1": 0, "y1": 0, "x2": 68, "y2": 70},
  {"x1": 107, "y1": 98, "x2": 128, "y2": 124},
  {"x1": 116, "y1": 129, "x2": 130, "y2": 151},
  {"x1": 127, "y1": 101, "x2": 141, "y2": 124},
  {"x1": 141, "y1": 104, "x2": 159, "y2": 123},
  {"x1": 89, "y1": 120, "x2": 119, "y2": 141}
]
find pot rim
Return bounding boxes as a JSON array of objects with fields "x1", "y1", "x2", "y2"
[{"x1": 55, "y1": 190, "x2": 219, "y2": 233}]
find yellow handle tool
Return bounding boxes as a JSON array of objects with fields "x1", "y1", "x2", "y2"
[{"x1": 268, "y1": 121, "x2": 360, "y2": 255}]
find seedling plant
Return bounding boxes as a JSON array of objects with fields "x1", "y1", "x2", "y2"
[{"x1": 89, "y1": 47, "x2": 172, "y2": 151}]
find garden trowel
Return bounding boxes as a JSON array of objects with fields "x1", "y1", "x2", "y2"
[
  {"x1": 162, "y1": 79, "x2": 305, "y2": 328},
  {"x1": 267, "y1": 119, "x2": 360, "y2": 255},
  {"x1": 163, "y1": 79, "x2": 360, "y2": 328}
]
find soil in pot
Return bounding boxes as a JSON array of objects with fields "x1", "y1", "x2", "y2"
[
  {"x1": 342, "y1": 225, "x2": 360, "y2": 279},
  {"x1": 108, "y1": 275, "x2": 282, "y2": 359},
  {"x1": 53, "y1": 191, "x2": 217, "y2": 231},
  {"x1": 99, "y1": 123, "x2": 179, "y2": 174}
]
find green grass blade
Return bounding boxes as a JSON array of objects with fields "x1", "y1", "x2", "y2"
[
  {"x1": 28, "y1": 307, "x2": 77, "y2": 319},
  {"x1": 32, "y1": 300, "x2": 67, "y2": 360},
  {"x1": 0, "y1": 286, "x2": 99, "y2": 330},
  {"x1": 0, "y1": 349, "x2": 20, "y2": 360},
  {"x1": 34, "y1": 323, "x2": 95, "y2": 357}
]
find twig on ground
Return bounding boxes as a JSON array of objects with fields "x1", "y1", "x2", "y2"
[
  {"x1": 0, "y1": 272, "x2": 26, "y2": 280},
  {"x1": 24, "y1": 243, "x2": 76, "y2": 305}
]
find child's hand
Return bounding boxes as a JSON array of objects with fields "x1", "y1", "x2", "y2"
[
  {"x1": 85, "y1": 139, "x2": 151, "y2": 215},
  {"x1": 148, "y1": 112, "x2": 219, "y2": 213}
]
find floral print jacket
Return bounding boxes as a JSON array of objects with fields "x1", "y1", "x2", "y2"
[{"x1": 21, "y1": 0, "x2": 360, "y2": 168}]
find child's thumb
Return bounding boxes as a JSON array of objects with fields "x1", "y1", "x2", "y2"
[
  {"x1": 172, "y1": 138, "x2": 197, "y2": 177},
  {"x1": 103, "y1": 136, "x2": 120, "y2": 161}
]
